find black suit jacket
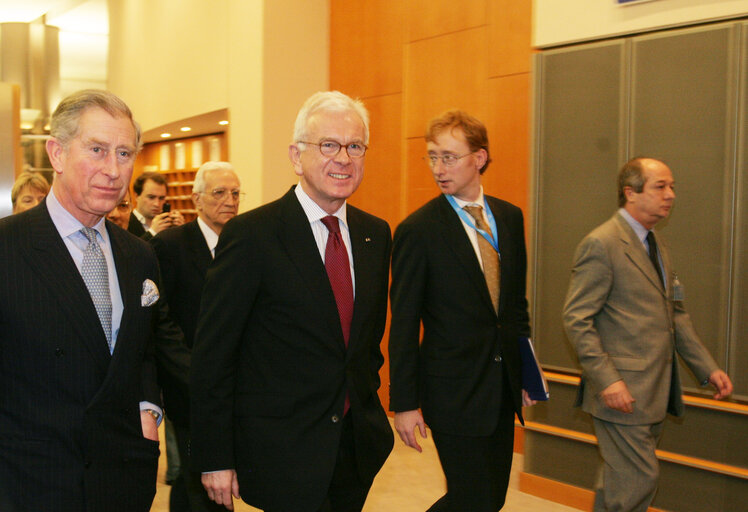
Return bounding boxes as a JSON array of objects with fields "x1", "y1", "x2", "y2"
[
  {"x1": 389, "y1": 194, "x2": 530, "y2": 436},
  {"x1": 150, "y1": 220, "x2": 212, "y2": 426},
  {"x1": 128, "y1": 212, "x2": 153, "y2": 241},
  {"x1": 191, "y1": 188, "x2": 393, "y2": 511},
  {"x1": 0, "y1": 201, "x2": 161, "y2": 511}
]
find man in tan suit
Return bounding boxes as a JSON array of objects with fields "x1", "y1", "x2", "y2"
[{"x1": 563, "y1": 157, "x2": 733, "y2": 512}]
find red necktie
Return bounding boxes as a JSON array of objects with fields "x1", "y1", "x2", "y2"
[{"x1": 321, "y1": 215, "x2": 354, "y2": 414}]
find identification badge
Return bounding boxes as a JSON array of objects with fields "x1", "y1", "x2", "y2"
[{"x1": 672, "y1": 274, "x2": 685, "y2": 301}]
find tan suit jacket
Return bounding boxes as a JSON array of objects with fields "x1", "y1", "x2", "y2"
[{"x1": 563, "y1": 212, "x2": 718, "y2": 425}]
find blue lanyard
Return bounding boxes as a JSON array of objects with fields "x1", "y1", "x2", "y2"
[{"x1": 445, "y1": 194, "x2": 500, "y2": 253}]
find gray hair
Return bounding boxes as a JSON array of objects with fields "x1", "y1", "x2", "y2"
[
  {"x1": 50, "y1": 89, "x2": 142, "y2": 152},
  {"x1": 193, "y1": 161, "x2": 236, "y2": 193},
  {"x1": 293, "y1": 90, "x2": 369, "y2": 145}
]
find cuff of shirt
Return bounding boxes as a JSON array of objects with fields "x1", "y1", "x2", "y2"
[{"x1": 139, "y1": 402, "x2": 163, "y2": 426}]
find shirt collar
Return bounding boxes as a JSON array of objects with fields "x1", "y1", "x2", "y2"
[
  {"x1": 47, "y1": 187, "x2": 109, "y2": 243},
  {"x1": 196, "y1": 217, "x2": 220, "y2": 255},
  {"x1": 294, "y1": 182, "x2": 348, "y2": 228},
  {"x1": 618, "y1": 207, "x2": 650, "y2": 245},
  {"x1": 450, "y1": 186, "x2": 486, "y2": 211},
  {"x1": 132, "y1": 208, "x2": 147, "y2": 226}
]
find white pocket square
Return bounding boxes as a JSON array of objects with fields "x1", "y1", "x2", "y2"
[{"x1": 141, "y1": 279, "x2": 159, "y2": 307}]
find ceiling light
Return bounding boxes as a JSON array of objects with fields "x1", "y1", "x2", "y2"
[
  {"x1": 160, "y1": 133, "x2": 171, "y2": 138},
  {"x1": 180, "y1": 126, "x2": 191, "y2": 132},
  {"x1": 219, "y1": 120, "x2": 229, "y2": 126}
]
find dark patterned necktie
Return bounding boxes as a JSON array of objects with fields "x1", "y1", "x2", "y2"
[
  {"x1": 646, "y1": 231, "x2": 664, "y2": 286},
  {"x1": 321, "y1": 216, "x2": 353, "y2": 415},
  {"x1": 321, "y1": 216, "x2": 354, "y2": 344}
]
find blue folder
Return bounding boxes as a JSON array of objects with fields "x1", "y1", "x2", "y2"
[{"x1": 519, "y1": 337, "x2": 549, "y2": 401}]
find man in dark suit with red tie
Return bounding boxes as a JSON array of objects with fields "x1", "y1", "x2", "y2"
[
  {"x1": 0, "y1": 89, "x2": 162, "y2": 511},
  {"x1": 191, "y1": 91, "x2": 393, "y2": 512},
  {"x1": 389, "y1": 110, "x2": 535, "y2": 512}
]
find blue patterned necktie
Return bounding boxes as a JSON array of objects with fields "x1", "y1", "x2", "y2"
[{"x1": 80, "y1": 227, "x2": 113, "y2": 353}]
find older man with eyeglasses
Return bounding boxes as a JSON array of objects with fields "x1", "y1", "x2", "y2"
[
  {"x1": 148, "y1": 161, "x2": 241, "y2": 512},
  {"x1": 190, "y1": 91, "x2": 393, "y2": 512}
]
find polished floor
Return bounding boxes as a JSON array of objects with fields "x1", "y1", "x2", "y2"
[{"x1": 150, "y1": 420, "x2": 582, "y2": 512}]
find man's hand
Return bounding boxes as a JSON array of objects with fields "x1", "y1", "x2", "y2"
[
  {"x1": 150, "y1": 212, "x2": 174, "y2": 233},
  {"x1": 600, "y1": 380, "x2": 635, "y2": 413},
  {"x1": 202, "y1": 470, "x2": 240, "y2": 510},
  {"x1": 394, "y1": 409, "x2": 427, "y2": 453},
  {"x1": 170, "y1": 210, "x2": 185, "y2": 227},
  {"x1": 140, "y1": 410, "x2": 158, "y2": 441},
  {"x1": 522, "y1": 389, "x2": 538, "y2": 407},
  {"x1": 708, "y1": 369, "x2": 733, "y2": 400}
]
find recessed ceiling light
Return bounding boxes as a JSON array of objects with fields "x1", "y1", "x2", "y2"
[
  {"x1": 180, "y1": 126, "x2": 191, "y2": 132},
  {"x1": 160, "y1": 133, "x2": 171, "y2": 138},
  {"x1": 219, "y1": 120, "x2": 229, "y2": 126}
]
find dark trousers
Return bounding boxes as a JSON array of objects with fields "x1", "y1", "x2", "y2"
[
  {"x1": 265, "y1": 413, "x2": 372, "y2": 512},
  {"x1": 427, "y1": 385, "x2": 516, "y2": 512},
  {"x1": 170, "y1": 422, "x2": 225, "y2": 512}
]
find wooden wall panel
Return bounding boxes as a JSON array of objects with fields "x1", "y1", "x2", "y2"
[
  {"x1": 406, "y1": 0, "x2": 487, "y2": 42},
  {"x1": 489, "y1": 0, "x2": 533, "y2": 77},
  {"x1": 330, "y1": 0, "x2": 404, "y2": 98},
  {"x1": 404, "y1": 27, "x2": 489, "y2": 137},
  {"x1": 349, "y1": 94, "x2": 403, "y2": 230},
  {"x1": 485, "y1": 73, "x2": 530, "y2": 213},
  {"x1": 404, "y1": 137, "x2": 440, "y2": 215}
]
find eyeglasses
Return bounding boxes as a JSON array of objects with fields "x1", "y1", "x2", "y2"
[
  {"x1": 424, "y1": 153, "x2": 474, "y2": 168},
  {"x1": 207, "y1": 188, "x2": 244, "y2": 202},
  {"x1": 298, "y1": 140, "x2": 368, "y2": 158},
  {"x1": 114, "y1": 201, "x2": 131, "y2": 212}
]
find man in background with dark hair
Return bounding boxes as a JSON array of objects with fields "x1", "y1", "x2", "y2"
[
  {"x1": 389, "y1": 110, "x2": 535, "y2": 512},
  {"x1": 129, "y1": 171, "x2": 184, "y2": 240},
  {"x1": 563, "y1": 157, "x2": 733, "y2": 512}
]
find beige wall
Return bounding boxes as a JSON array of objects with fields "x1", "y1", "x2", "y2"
[
  {"x1": 107, "y1": 0, "x2": 328, "y2": 210},
  {"x1": 533, "y1": 0, "x2": 747, "y2": 48}
]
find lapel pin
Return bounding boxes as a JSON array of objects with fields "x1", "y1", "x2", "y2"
[{"x1": 365, "y1": 237, "x2": 371, "y2": 243}]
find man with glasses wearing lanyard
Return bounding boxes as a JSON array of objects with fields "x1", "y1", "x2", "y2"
[{"x1": 389, "y1": 110, "x2": 535, "y2": 512}]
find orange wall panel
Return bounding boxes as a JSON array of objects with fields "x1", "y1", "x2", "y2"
[
  {"x1": 406, "y1": 0, "x2": 487, "y2": 42},
  {"x1": 404, "y1": 137, "x2": 440, "y2": 215},
  {"x1": 330, "y1": 0, "x2": 404, "y2": 98},
  {"x1": 485, "y1": 73, "x2": 531, "y2": 213},
  {"x1": 489, "y1": 0, "x2": 533, "y2": 77},
  {"x1": 404, "y1": 27, "x2": 490, "y2": 138},
  {"x1": 349, "y1": 93, "x2": 403, "y2": 229}
]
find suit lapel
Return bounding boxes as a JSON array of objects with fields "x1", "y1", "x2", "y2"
[
  {"x1": 614, "y1": 214, "x2": 666, "y2": 296},
  {"x1": 185, "y1": 220, "x2": 212, "y2": 275},
  {"x1": 347, "y1": 207, "x2": 376, "y2": 353},
  {"x1": 278, "y1": 189, "x2": 346, "y2": 351},
  {"x1": 110, "y1": 223, "x2": 136, "y2": 359},
  {"x1": 486, "y1": 197, "x2": 514, "y2": 318},
  {"x1": 24, "y1": 203, "x2": 111, "y2": 369},
  {"x1": 436, "y1": 196, "x2": 496, "y2": 315}
]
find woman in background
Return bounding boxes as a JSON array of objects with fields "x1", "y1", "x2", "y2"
[{"x1": 11, "y1": 171, "x2": 50, "y2": 214}]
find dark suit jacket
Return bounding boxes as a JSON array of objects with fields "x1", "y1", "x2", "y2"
[
  {"x1": 389, "y1": 194, "x2": 530, "y2": 436},
  {"x1": 128, "y1": 212, "x2": 153, "y2": 241},
  {"x1": 191, "y1": 187, "x2": 394, "y2": 511},
  {"x1": 150, "y1": 220, "x2": 212, "y2": 426},
  {"x1": 0, "y1": 201, "x2": 161, "y2": 512},
  {"x1": 563, "y1": 213, "x2": 718, "y2": 425}
]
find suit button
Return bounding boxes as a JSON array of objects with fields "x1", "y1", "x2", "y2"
[
  {"x1": 84, "y1": 460, "x2": 91, "y2": 469},
  {"x1": 496, "y1": 323, "x2": 502, "y2": 329},
  {"x1": 331, "y1": 414, "x2": 340, "y2": 423},
  {"x1": 55, "y1": 348, "x2": 64, "y2": 357},
  {"x1": 494, "y1": 355, "x2": 502, "y2": 363}
]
